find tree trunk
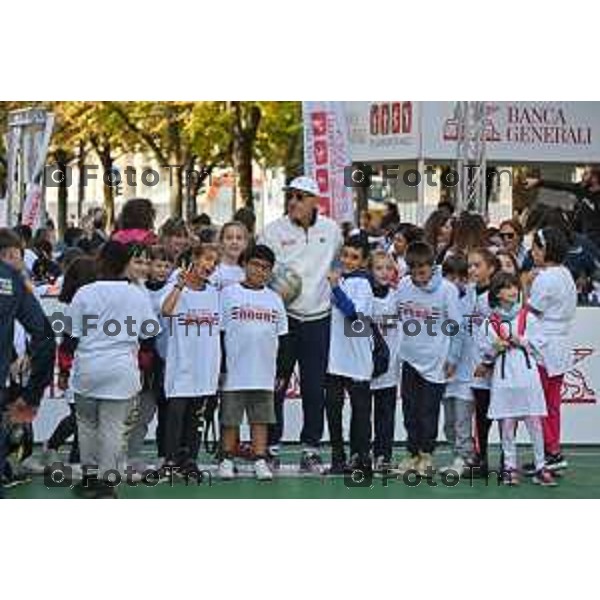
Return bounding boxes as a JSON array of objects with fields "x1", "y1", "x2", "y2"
[
  {"x1": 168, "y1": 160, "x2": 183, "y2": 219},
  {"x1": 231, "y1": 102, "x2": 261, "y2": 211},
  {"x1": 99, "y1": 146, "x2": 114, "y2": 229},
  {"x1": 77, "y1": 140, "x2": 86, "y2": 221},
  {"x1": 56, "y1": 149, "x2": 69, "y2": 239}
]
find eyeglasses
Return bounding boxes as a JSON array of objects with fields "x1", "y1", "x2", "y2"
[{"x1": 290, "y1": 191, "x2": 313, "y2": 201}]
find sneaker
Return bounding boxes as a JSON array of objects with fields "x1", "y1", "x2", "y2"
[
  {"x1": 544, "y1": 454, "x2": 568, "y2": 472},
  {"x1": 267, "y1": 446, "x2": 280, "y2": 470},
  {"x1": 328, "y1": 455, "x2": 347, "y2": 475},
  {"x1": 300, "y1": 452, "x2": 324, "y2": 475},
  {"x1": 157, "y1": 462, "x2": 179, "y2": 484},
  {"x1": 416, "y1": 453, "x2": 434, "y2": 478},
  {"x1": 532, "y1": 468, "x2": 558, "y2": 487},
  {"x1": 502, "y1": 469, "x2": 520, "y2": 486},
  {"x1": 440, "y1": 456, "x2": 466, "y2": 477},
  {"x1": 254, "y1": 458, "x2": 273, "y2": 481},
  {"x1": 1, "y1": 471, "x2": 32, "y2": 489},
  {"x1": 392, "y1": 454, "x2": 419, "y2": 475},
  {"x1": 218, "y1": 458, "x2": 235, "y2": 481},
  {"x1": 521, "y1": 462, "x2": 537, "y2": 476},
  {"x1": 374, "y1": 456, "x2": 392, "y2": 473}
]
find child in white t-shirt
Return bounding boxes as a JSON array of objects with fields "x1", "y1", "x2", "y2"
[
  {"x1": 325, "y1": 234, "x2": 374, "y2": 475},
  {"x1": 211, "y1": 221, "x2": 249, "y2": 291},
  {"x1": 527, "y1": 227, "x2": 577, "y2": 472},
  {"x1": 67, "y1": 241, "x2": 158, "y2": 498},
  {"x1": 370, "y1": 250, "x2": 400, "y2": 471},
  {"x1": 440, "y1": 254, "x2": 476, "y2": 476},
  {"x1": 394, "y1": 241, "x2": 462, "y2": 477},
  {"x1": 218, "y1": 244, "x2": 287, "y2": 481},
  {"x1": 160, "y1": 243, "x2": 221, "y2": 479}
]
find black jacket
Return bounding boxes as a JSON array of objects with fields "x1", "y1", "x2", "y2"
[
  {"x1": 0, "y1": 262, "x2": 56, "y2": 407},
  {"x1": 538, "y1": 179, "x2": 600, "y2": 248}
]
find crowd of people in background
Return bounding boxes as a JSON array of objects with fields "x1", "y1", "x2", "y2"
[{"x1": 2, "y1": 166, "x2": 599, "y2": 497}]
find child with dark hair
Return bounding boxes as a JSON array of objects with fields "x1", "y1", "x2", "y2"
[
  {"x1": 218, "y1": 244, "x2": 287, "y2": 481},
  {"x1": 481, "y1": 271, "x2": 555, "y2": 486},
  {"x1": 393, "y1": 241, "x2": 462, "y2": 476},
  {"x1": 325, "y1": 234, "x2": 374, "y2": 474},
  {"x1": 160, "y1": 243, "x2": 221, "y2": 479},
  {"x1": 389, "y1": 223, "x2": 423, "y2": 280},
  {"x1": 440, "y1": 253, "x2": 475, "y2": 476},
  {"x1": 466, "y1": 247, "x2": 500, "y2": 476},
  {"x1": 66, "y1": 242, "x2": 158, "y2": 498},
  {"x1": 39, "y1": 256, "x2": 99, "y2": 470},
  {"x1": 525, "y1": 227, "x2": 577, "y2": 472}
]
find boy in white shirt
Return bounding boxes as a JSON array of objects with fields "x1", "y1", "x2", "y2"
[
  {"x1": 219, "y1": 245, "x2": 287, "y2": 481},
  {"x1": 161, "y1": 243, "x2": 221, "y2": 480},
  {"x1": 394, "y1": 241, "x2": 462, "y2": 477},
  {"x1": 325, "y1": 234, "x2": 374, "y2": 475}
]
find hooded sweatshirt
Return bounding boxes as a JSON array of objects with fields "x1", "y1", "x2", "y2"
[{"x1": 394, "y1": 266, "x2": 462, "y2": 384}]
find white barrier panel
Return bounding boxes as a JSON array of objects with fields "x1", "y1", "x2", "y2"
[{"x1": 34, "y1": 307, "x2": 600, "y2": 444}]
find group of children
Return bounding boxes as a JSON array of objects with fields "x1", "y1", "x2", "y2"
[
  {"x1": 327, "y1": 221, "x2": 576, "y2": 487},
  {"x1": 2, "y1": 204, "x2": 579, "y2": 494}
]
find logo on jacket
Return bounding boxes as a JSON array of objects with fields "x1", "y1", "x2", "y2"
[{"x1": 0, "y1": 277, "x2": 14, "y2": 295}]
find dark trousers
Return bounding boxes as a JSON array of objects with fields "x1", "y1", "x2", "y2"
[
  {"x1": 373, "y1": 386, "x2": 397, "y2": 461},
  {"x1": 164, "y1": 397, "x2": 206, "y2": 466},
  {"x1": 473, "y1": 388, "x2": 492, "y2": 466},
  {"x1": 325, "y1": 375, "x2": 372, "y2": 461},
  {"x1": 401, "y1": 362, "x2": 444, "y2": 455},
  {"x1": 151, "y1": 359, "x2": 168, "y2": 458},
  {"x1": 268, "y1": 315, "x2": 331, "y2": 448},
  {"x1": 47, "y1": 404, "x2": 80, "y2": 463},
  {"x1": 0, "y1": 390, "x2": 6, "y2": 498}
]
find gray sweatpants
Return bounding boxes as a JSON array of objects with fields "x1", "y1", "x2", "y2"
[
  {"x1": 443, "y1": 397, "x2": 475, "y2": 460},
  {"x1": 75, "y1": 394, "x2": 135, "y2": 479},
  {"x1": 127, "y1": 390, "x2": 157, "y2": 461}
]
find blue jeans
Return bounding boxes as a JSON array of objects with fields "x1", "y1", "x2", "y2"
[{"x1": 268, "y1": 315, "x2": 331, "y2": 449}]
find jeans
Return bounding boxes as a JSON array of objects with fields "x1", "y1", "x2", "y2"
[{"x1": 268, "y1": 315, "x2": 331, "y2": 449}]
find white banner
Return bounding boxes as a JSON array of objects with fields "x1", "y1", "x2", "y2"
[
  {"x1": 303, "y1": 101, "x2": 354, "y2": 223},
  {"x1": 422, "y1": 101, "x2": 600, "y2": 163},
  {"x1": 343, "y1": 101, "x2": 600, "y2": 164},
  {"x1": 344, "y1": 100, "x2": 420, "y2": 162}
]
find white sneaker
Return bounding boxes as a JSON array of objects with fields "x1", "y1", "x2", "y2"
[
  {"x1": 440, "y1": 456, "x2": 466, "y2": 476},
  {"x1": 218, "y1": 458, "x2": 235, "y2": 480},
  {"x1": 254, "y1": 458, "x2": 273, "y2": 481}
]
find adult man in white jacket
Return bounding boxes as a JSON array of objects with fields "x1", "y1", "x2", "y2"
[{"x1": 262, "y1": 177, "x2": 343, "y2": 472}]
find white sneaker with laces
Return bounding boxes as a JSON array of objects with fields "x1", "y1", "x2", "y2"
[
  {"x1": 218, "y1": 458, "x2": 235, "y2": 480},
  {"x1": 440, "y1": 456, "x2": 466, "y2": 476},
  {"x1": 254, "y1": 458, "x2": 273, "y2": 481}
]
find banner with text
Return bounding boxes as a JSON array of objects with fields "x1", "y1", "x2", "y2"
[{"x1": 303, "y1": 101, "x2": 354, "y2": 223}]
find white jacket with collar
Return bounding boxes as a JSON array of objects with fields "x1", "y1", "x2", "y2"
[{"x1": 262, "y1": 213, "x2": 343, "y2": 321}]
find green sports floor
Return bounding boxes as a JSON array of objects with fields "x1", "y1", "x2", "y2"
[{"x1": 7, "y1": 445, "x2": 600, "y2": 499}]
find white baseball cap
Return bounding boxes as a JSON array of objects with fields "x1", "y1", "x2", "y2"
[{"x1": 283, "y1": 176, "x2": 320, "y2": 197}]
